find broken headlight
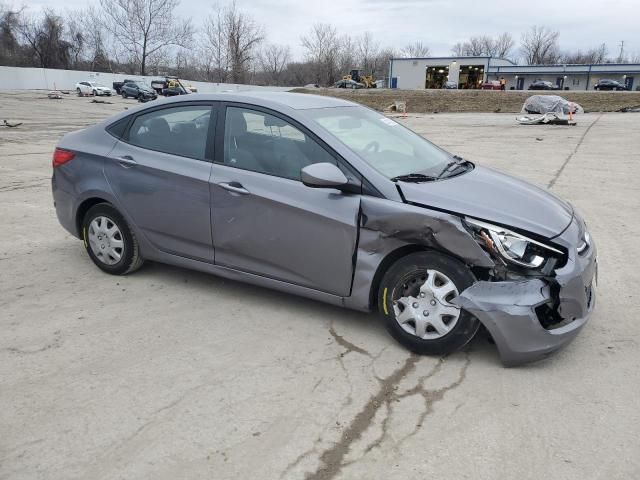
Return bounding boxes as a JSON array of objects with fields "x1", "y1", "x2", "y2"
[{"x1": 464, "y1": 218, "x2": 564, "y2": 269}]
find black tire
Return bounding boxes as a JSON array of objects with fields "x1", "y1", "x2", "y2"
[
  {"x1": 121, "y1": 91, "x2": 127, "y2": 98},
  {"x1": 77, "y1": 88, "x2": 82, "y2": 96},
  {"x1": 138, "y1": 93, "x2": 144, "y2": 101},
  {"x1": 82, "y1": 203, "x2": 144, "y2": 275},
  {"x1": 377, "y1": 251, "x2": 480, "y2": 356},
  {"x1": 92, "y1": 89, "x2": 97, "y2": 96}
]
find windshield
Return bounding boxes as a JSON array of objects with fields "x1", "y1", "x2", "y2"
[{"x1": 305, "y1": 106, "x2": 453, "y2": 179}]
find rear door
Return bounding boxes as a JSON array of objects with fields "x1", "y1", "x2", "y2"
[
  {"x1": 210, "y1": 104, "x2": 361, "y2": 296},
  {"x1": 104, "y1": 102, "x2": 216, "y2": 262}
]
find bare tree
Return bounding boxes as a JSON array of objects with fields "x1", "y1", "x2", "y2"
[
  {"x1": 400, "y1": 40, "x2": 430, "y2": 58},
  {"x1": 301, "y1": 23, "x2": 341, "y2": 86},
  {"x1": 492, "y1": 32, "x2": 515, "y2": 58},
  {"x1": 201, "y1": 2, "x2": 263, "y2": 84},
  {"x1": 451, "y1": 33, "x2": 514, "y2": 58},
  {"x1": 99, "y1": 0, "x2": 193, "y2": 75},
  {"x1": 561, "y1": 43, "x2": 608, "y2": 64},
  {"x1": 64, "y1": 14, "x2": 84, "y2": 67},
  {"x1": 356, "y1": 31, "x2": 380, "y2": 74},
  {"x1": 202, "y1": 6, "x2": 229, "y2": 82},
  {"x1": 520, "y1": 26, "x2": 560, "y2": 65},
  {"x1": 78, "y1": 6, "x2": 112, "y2": 71},
  {"x1": 17, "y1": 8, "x2": 71, "y2": 68},
  {"x1": 258, "y1": 43, "x2": 290, "y2": 85},
  {"x1": 0, "y1": 3, "x2": 23, "y2": 65},
  {"x1": 223, "y1": 2, "x2": 264, "y2": 83}
]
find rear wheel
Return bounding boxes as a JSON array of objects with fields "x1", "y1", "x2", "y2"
[
  {"x1": 82, "y1": 203, "x2": 143, "y2": 275},
  {"x1": 378, "y1": 251, "x2": 479, "y2": 355},
  {"x1": 121, "y1": 91, "x2": 127, "y2": 98},
  {"x1": 76, "y1": 87, "x2": 82, "y2": 96}
]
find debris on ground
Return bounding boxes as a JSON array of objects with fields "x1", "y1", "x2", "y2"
[
  {"x1": 516, "y1": 113, "x2": 576, "y2": 125},
  {"x1": 617, "y1": 105, "x2": 640, "y2": 112},
  {"x1": 517, "y1": 95, "x2": 581, "y2": 125},
  {"x1": 522, "y1": 95, "x2": 584, "y2": 115},
  {"x1": 48, "y1": 91, "x2": 63, "y2": 99},
  {"x1": 2, "y1": 120, "x2": 23, "y2": 128},
  {"x1": 90, "y1": 99, "x2": 114, "y2": 104},
  {"x1": 385, "y1": 100, "x2": 407, "y2": 113}
]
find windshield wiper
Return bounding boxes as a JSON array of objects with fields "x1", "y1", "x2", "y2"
[
  {"x1": 390, "y1": 173, "x2": 438, "y2": 183},
  {"x1": 436, "y1": 156, "x2": 471, "y2": 179}
]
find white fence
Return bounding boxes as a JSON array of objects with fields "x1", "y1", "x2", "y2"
[{"x1": 0, "y1": 66, "x2": 292, "y2": 93}]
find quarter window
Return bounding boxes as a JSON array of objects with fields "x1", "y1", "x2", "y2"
[
  {"x1": 128, "y1": 105, "x2": 212, "y2": 160},
  {"x1": 223, "y1": 106, "x2": 336, "y2": 180}
]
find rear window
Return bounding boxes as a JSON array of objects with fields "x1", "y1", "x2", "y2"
[{"x1": 106, "y1": 117, "x2": 130, "y2": 139}]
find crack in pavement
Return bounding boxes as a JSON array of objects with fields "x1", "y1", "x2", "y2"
[
  {"x1": 547, "y1": 113, "x2": 603, "y2": 189},
  {"x1": 328, "y1": 323, "x2": 371, "y2": 358},
  {"x1": 303, "y1": 354, "x2": 420, "y2": 480},
  {"x1": 302, "y1": 353, "x2": 470, "y2": 480},
  {"x1": 4, "y1": 330, "x2": 62, "y2": 356}
]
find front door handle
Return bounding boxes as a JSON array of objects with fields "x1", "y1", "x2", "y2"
[
  {"x1": 117, "y1": 155, "x2": 138, "y2": 168},
  {"x1": 218, "y1": 181, "x2": 250, "y2": 195}
]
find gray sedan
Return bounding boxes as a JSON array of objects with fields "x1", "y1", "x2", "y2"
[{"x1": 51, "y1": 92, "x2": 597, "y2": 365}]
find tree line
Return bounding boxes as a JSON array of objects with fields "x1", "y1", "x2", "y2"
[{"x1": 1, "y1": 0, "x2": 638, "y2": 86}]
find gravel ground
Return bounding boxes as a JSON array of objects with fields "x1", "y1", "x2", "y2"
[{"x1": 1, "y1": 91, "x2": 639, "y2": 480}]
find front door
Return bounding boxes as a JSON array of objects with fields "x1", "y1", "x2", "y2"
[
  {"x1": 516, "y1": 77, "x2": 525, "y2": 90},
  {"x1": 105, "y1": 103, "x2": 215, "y2": 262},
  {"x1": 556, "y1": 77, "x2": 565, "y2": 89},
  {"x1": 210, "y1": 105, "x2": 360, "y2": 296}
]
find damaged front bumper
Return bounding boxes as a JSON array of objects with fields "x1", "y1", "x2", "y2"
[{"x1": 453, "y1": 222, "x2": 597, "y2": 366}]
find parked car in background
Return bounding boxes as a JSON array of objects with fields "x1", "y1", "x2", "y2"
[
  {"x1": 112, "y1": 79, "x2": 137, "y2": 95},
  {"x1": 335, "y1": 79, "x2": 364, "y2": 89},
  {"x1": 528, "y1": 80, "x2": 560, "y2": 91},
  {"x1": 51, "y1": 92, "x2": 597, "y2": 366},
  {"x1": 75, "y1": 81, "x2": 112, "y2": 96},
  {"x1": 594, "y1": 79, "x2": 628, "y2": 91},
  {"x1": 443, "y1": 81, "x2": 458, "y2": 89},
  {"x1": 481, "y1": 80, "x2": 501, "y2": 90},
  {"x1": 120, "y1": 81, "x2": 158, "y2": 101}
]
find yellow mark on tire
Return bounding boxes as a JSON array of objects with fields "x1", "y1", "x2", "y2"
[
  {"x1": 382, "y1": 287, "x2": 389, "y2": 315},
  {"x1": 83, "y1": 227, "x2": 88, "y2": 248}
]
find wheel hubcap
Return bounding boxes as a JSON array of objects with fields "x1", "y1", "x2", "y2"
[
  {"x1": 87, "y1": 216, "x2": 124, "y2": 266},
  {"x1": 393, "y1": 269, "x2": 461, "y2": 340}
]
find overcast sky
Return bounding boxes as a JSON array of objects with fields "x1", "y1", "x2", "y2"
[{"x1": 32, "y1": 0, "x2": 640, "y2": 61}]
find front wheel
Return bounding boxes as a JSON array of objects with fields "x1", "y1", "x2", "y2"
[
  {"x1": 76, "y1": 88, "x2": 82, "y2": 96},
  {"x1": 121, "y1": 91, "x2": 127, "y2": 98},
  {"x1": 378, "y1": 251, "x2": 479, "y2": 355},
  {"x1": 82, "y1": 203, "x2": 144, "y2": 275}
]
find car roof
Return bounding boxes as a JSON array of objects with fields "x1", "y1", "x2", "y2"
[
  {"x1": 154, "y1": 91, "x2": 358, "y2": 110},
  {"x1": 102, "y1": 91, "x2": 359, "y2": 126}
]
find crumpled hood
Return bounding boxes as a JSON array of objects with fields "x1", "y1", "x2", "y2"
[{"x1": 398, "y1": 165, "x2": 574, "y2": 238}]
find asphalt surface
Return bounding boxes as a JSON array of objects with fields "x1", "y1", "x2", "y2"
[{"x1": 1, "y1": 91, "x2": 639, "y2": 480}]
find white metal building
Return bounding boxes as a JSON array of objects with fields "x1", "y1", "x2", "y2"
[{"x1": 388, "y1": 56, "x2": 640, "y2": 91}]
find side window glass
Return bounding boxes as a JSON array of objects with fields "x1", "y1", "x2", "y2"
[
  {"x1": 224, "y1": 106, "x2": 336, "y2": 180},
  {"x1": 128, "y1": 105, "x2": 212, "y2": 160}
]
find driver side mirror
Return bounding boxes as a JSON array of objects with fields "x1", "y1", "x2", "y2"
[{"x1": 301, "y1": 163, "x2": 348, "y2": 189}]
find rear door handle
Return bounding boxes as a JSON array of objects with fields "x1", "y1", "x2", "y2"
[
  {"x1": 218, "y1": 181, "x2": 250, "y2": 195},
  {"x1": 117, "y1": 155, "x2": 137, "y2": 168}
]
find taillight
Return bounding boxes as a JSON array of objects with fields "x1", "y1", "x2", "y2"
[{"x1": 52, "y1": 148, "x2": 75, "y2": 168}]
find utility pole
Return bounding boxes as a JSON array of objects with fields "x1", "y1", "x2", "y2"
[{"x1": 618, "y1": 40, "x2": 625, "y2": 63}]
